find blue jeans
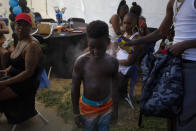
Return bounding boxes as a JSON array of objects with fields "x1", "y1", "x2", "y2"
[{"x1": 82, "y1": 112, "x2": 112, "y2": 131}]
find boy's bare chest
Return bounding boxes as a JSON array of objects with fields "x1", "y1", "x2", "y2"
[{"x1": 84, "y1": 61, "x2": 113, "y2": 76}]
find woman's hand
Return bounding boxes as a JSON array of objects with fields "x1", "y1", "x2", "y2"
[{"x1": 0, "y1": 70, "x2": 7, "y2": 77}]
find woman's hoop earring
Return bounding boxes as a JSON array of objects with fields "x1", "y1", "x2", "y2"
[{"x1": 132, "y1": 26, "x2": 139, "y2": 34}]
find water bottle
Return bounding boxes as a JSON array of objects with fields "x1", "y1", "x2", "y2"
[
  {"x1": 68, "y1": 21, "x2": 71, "y2": 28},
  {"x1": 56, "y1": 12, "x2": 62, "y2": 25}
]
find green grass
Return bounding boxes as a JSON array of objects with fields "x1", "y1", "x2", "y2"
[
  {"x1": 36, "y1": 85, "x2": 74, "y2": 123},
  {"x1": 110, "y1": 97, "x2": 167, "y2": 131},
  {"x1": 36, "y1": 80, "x2": 168, "y2": 131},
  {"x1": 36, "y1": 90, "x2": 64, "y2": 106}
]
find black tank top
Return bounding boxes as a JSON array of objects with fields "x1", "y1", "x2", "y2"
[
  {"x1": 9, "y1": 55, "x2": 25, "y2": 77},
  {"x1": 9, "y1": 38, "x2": 43, "y2": 77}
]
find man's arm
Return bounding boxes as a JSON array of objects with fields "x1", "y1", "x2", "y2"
[
  {"x1": 195, "y1": 0, "x2": 196, "y2": 9},
  {"x1": 0, "y1": 21, "x2": 9, "y2": 34},
  {"x1": 111, "y1": 58, "x2": 119, "y2": 122},
  {"x1": 71, "y1": 58, "x2": 85, "y2": 128},
  {"x1": 125, "y1": 0, "x2": 175, "y2": 46},
  {"x1": 71, "y1": 58, "x2": 83, "y2": 115},
  {"x1": 119, "y1": 36, "x2": 144, "y2": 66}
]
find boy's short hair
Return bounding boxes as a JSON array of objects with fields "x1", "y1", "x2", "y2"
[{"x1": 87, "y1": 20, "x2": 109, "y2": 39}]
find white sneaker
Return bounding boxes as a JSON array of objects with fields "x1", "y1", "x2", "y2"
[{"x1": 125, "y1": 96, "x2": 135, "y2": 109}]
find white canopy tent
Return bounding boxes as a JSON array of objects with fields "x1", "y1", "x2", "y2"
[
  {"x1": 27, "y1": 0, "x2": 168, "y2": 28},
  {"x1": 1, "y1": 0, "x2": 169, "y2": 27},
  {"x1": 1, "y1": 0, "x2": 168, "y2": 50}
]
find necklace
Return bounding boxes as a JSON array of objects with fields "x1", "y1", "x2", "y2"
[{"x1": 173, "y1": 0, "x2": 184, "y2": 22}]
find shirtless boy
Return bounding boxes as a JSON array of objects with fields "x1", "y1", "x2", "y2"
[{"x1": 71, "y1": 20, "x2": 119, "y2": 131}]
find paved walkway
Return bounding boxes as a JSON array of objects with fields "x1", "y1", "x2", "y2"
[{"x1": 0, "y1": 103, "x2": 79, "y2": 131}]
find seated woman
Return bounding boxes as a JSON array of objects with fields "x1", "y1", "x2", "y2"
[
  {"x1": 0, "y1": 13, "x2": 42, "y2": 123},
  {"x1": 0, "y1": 19, "x2": 9, "y2": 69},
  {"x1": 109, "y1": 0, "x2": 129, "y2": 43}
]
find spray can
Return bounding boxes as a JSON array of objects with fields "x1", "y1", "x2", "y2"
[
  {"x1": 117, "y1": 38, "x2": 134, "y2": 54},
  {"x1": 70, "y1": 18, "x2": 74, "y2": 28}
]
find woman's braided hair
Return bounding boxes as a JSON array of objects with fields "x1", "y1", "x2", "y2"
[{"x1": 117, "y1": 0, "x2": 129, "y2": 14}]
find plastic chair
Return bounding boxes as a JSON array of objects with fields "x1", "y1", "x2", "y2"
[
  {"x1": 8, "y1": 80, "x2": 48, "y2": 131},
  {"x1": 11, "y1": 110, "x2": 48, "y2": 131},
  {"x1": 148, "y1": 27, "x2": 157, "y2": 32},
  {"x1": 5, "y1": 70, "x2": 48, "y2": 131},
  {"x1": 38, "y1": 18, "x2": 56, "y2": 23},
  {"x1": 1, "y1": 94, "x2": 48, "y2": 131},
  {"x1": 34, "y1": 12, "x2": 42, "y2": 24},
  {"x1": 68, "y1": 17, "x2": 85, "y2": 23}
]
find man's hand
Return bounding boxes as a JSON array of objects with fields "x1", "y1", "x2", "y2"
[
  {"x1": 74, "y1": 114, "x2": 85, "y2": 128},
  {"x1": 123, "y1": 40, "x2": 136, "y2": 47},
  {"x1": 167, "y1": 42, "x2": 185, "y2": 56}
]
